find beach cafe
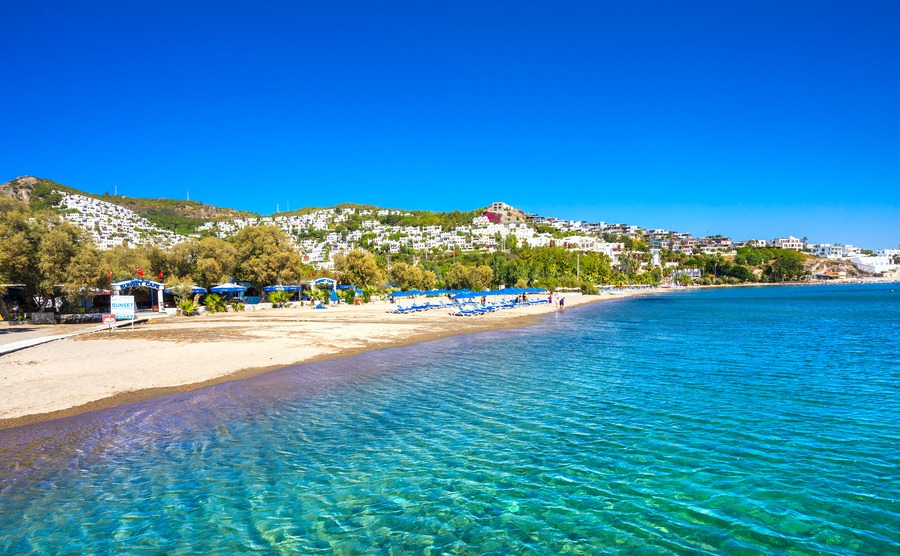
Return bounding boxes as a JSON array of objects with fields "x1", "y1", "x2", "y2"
[{"x1": 112, "y1": 279, "x2": 166, "y2": 313}]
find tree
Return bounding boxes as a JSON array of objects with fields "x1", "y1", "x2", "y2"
[
  {"x1": 333, "y1": 248, "x2": 381, "y2": 288},
  {"x1": 0, "y1": 208, "x2": 108, "y2": 310},
  {"x1": 0, "y1": 285, "x2": 11, "y2": 321},
  {"x1": 444, "y1": 262, "x2": 471, "y2": 290},
  {"x1": 617, "y1": 252, "x2": 639, "y2": 277},
  {"x1": 165, "y1": 239, "x2": 199, "y2": 280},
  {"x1": 194, "y1": 237, "x2": 236, "y2": 289},
  {"x1": 232, "y1": 225, "x2": 302, "y2": 287},
  {"x1": 470, "y1": 265, "x2": 494, "y2": 291}
]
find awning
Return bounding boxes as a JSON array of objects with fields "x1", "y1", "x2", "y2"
[
  {"x1": 164, "y1": 286, "x2": 207, "y2": 294},
  {"x1": 211, "y1": 283, "x2": 247, "y2": 293},
  {"x1": 262, "y1": 285, "x2": 303, "y2": 292}
]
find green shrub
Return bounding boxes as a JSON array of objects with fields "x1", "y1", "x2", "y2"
[
  {"x1": 268, "y1": 290, "x2": 292, "y2": 307},
  {"x1": 204, "y1": 294, "x2": 227, "y2": 313},
  {"x1": 341, "y1": 289, "x2": 356, "y2": 304},
  {"x1": 178, "y1": 299, "x2": 199, "y2": 316}
]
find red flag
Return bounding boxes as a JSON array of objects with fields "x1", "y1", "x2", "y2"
[
  {"x1": 158, "y1": 270, "x2": 163, "y2": 280},
  {"x1": 311, "y1": 270, "x2": 316, "y2": 277},
  {"x1": 137, "y1": 267, "x2": 144, "y2": 277},
  {"x1": 107, "y1": 269, "x2": 113, "y2": 278}
]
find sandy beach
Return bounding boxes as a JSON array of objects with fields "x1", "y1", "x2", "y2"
[{"x1": 0, "y1": 292, "x2": 658, "y2": 429}]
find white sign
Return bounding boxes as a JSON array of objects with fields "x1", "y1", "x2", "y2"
[{"x1": 111, "y1": 295, "x2": 136, "y2": 320}]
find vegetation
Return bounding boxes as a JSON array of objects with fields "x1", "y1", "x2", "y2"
[
  {"x1": 233, "y1": 225, "x2": 305, "y2": 288},
  {"x1": 0, "y1": 197, "x2": 108, "y2": 310},
  {"x1": 333, "y1": 249, "x2": 382, "y2": 288},
  {"x1": 2, "y1": 182, "x2": 837, "y2": 316},
  {"x1": 204, "y1": 293, "x2": 227, "y2": 313},
  {"x1": 268, "y1": 290, "x2": 292, "y2": 307},
  {"x1": 177, "y1": 299, "x2": 199, "y2": 316}
]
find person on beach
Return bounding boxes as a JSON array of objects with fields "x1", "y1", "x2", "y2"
[{"x1": 559, "y1": 297, "x2": 565, "y2": 310}]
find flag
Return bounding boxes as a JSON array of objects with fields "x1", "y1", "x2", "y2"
[
  {"x1": 107, "y1": 269, "x2": 113, "y2": 278},
  {"x1": 137, "y1": 267, "x2": 144, "y2": 277},
  {"x1": 311, "y1": 270, "x2": 316, "y2": 277},
  {"x1": 158, "y1": 270, "x2": 163, "y2": 280}
]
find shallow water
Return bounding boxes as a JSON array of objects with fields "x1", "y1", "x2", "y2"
[{"x1": 1, "y1": 284, "x2": 899, "y2": 554}]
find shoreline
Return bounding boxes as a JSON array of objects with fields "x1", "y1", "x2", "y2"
[
  {"x1": 0, "y1": 292, "x2": 639, "y2": 430},
  {"x1": 3, "y1": 279, "x2": 895, "y2": 431}
]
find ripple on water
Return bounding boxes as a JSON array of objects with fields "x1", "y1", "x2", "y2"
[{"x1": 1, "y1": 284, "x2": 899, "y2": 554}]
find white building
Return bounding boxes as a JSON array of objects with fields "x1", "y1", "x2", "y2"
[
  {"x1": 850, "y1": 256, "x2": 899, "y2": 274},
  {"x1": 809, "y1": 244, "x2": 843, "y2": 259},
  {"x1": 772, "y1": 236, "x2": 804, "y2": 250}
]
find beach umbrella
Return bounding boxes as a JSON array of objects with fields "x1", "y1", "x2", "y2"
[
  {"x1": 164, "y1": 286, "x2": 207, "y2": 295},
  {"x1": 263, "y1": 285, "x2": 303, "y2": 292},
  {"x1": 211, "y1": 283, "x2": 247, "y2": 293}
]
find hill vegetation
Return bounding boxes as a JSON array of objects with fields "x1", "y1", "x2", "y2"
[{"x1": 0, "y1": 177, "x2": 256, "y2": 234}]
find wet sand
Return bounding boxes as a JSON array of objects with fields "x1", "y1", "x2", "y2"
[{"x1": 0, "y1": 292, "x2": 660, "y2": 429}]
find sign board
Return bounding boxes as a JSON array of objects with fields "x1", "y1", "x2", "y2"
[
  {"x1": 111, "y1": 295, "x2": 136, "y2": 320},
  {"x1": 102, "y1": 313, "x2": 117, "y2": 324}
]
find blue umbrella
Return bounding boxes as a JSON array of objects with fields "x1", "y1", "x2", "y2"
[
  {"x1": 211, "y1": 283, "x2": 247, "y2": 293},
  {"x1": 263, "y1": 285, "x2": 302, "y2": 292},
  {"x1": 164, "y1": 286, "x2": 207, "y2": 295}
]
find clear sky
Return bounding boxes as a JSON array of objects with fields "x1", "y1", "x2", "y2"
[{"x1": 2, "y1": 1, "x2": 898, "y2": 248}]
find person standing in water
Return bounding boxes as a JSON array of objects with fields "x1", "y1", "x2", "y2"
[{"x1": 559, "y1": 297, "x2": 565, "y2": 310}]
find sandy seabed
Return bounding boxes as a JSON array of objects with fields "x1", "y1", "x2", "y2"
[{"x1": 0, "y1": 292, "x2": 657, "y2": 429}]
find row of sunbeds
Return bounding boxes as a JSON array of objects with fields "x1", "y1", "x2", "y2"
[
  {"x1": 449, "y1": 298, "x2": 551, "y2": 316},
  {"x1": 387, "y1": 299, "x2": 455, "y2": 314},
  {"x1": 389, "y1": 297, "x2": 552, "y2": 316}
]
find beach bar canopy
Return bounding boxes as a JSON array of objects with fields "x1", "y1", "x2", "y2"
[
  {"x1": 164, "y1": 285, "x2": 207, "y2": 295},
  {"x1": 211, "y1": 282, "x2": 247, "y2": 294},
  {"x1": 262, "y1": 285, "x2": 303, "y2": 292},
  {"x1": 309, "y1": 277, "x2": 337, "y2": 288}
]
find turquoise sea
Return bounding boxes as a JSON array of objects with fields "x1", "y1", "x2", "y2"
[{"x1": 1, "y1": 284, "x2": 898, "y2": 554}]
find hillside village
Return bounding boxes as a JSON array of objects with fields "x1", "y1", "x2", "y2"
[{"x1": 45, "y1": 189, "x2": 900, "y2": 277}]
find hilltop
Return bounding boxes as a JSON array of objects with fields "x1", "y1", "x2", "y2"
[
  {"x1": 0, "y1": 177, "x2": 255, "y2": 234},
  {"x1": 0, "y1": 177, "x2": 509, "y2": 234}
]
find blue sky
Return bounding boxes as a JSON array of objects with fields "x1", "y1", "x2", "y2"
[{"x1": 2, "y1": 1, "x2": 898, "y2": 248}]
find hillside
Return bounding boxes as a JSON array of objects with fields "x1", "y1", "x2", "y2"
[{"x1": 0, "y1": 176, "x2": 256, "y2": 233}]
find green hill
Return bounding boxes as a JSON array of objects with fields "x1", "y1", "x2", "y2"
[
  {"x1": 1, "y1": 176, "x2": 497, "y2": 233},
  {"x1": 1, "y1": 176, "x2": 257, "y2": 234}
]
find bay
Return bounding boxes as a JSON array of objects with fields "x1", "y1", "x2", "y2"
[{"x1": 1, "y1": 284, "x2": 898, "y2": 554}]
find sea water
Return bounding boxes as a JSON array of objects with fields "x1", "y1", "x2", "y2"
[{"x1": 0, "y1": 284, "x2": 898, "y2": 554}]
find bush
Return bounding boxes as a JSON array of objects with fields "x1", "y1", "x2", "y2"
[
  {"x1": 230, "y1": 301, "x2": 245, "y2": 312},
  {"x1": 341, "y1": 289, "x2": 356, "y2": 305},
  {"x1": 268, "y1": 290, "x2": 292, "y2": 308},
  {"x1": 178, "y1": 299, "x2": 199, "y2": 316},
  {"x1": 580, "y1": 281, "x2": 599, "y2": 295},
  {"x1": 204, "y1": 294, "x2": 227, "y2": 313}
]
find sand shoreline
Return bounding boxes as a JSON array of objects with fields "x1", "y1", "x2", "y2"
[
  {"x1": 4, "y1": 279, "x2": 894, "y2": 431},
  {"x1": 0, "y1": 292, "x2": 644, "y2": 430}
]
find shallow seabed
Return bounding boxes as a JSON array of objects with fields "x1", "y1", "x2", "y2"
[{"x1": 1, "y1": 284, "x2": 898, "y2": 554}]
